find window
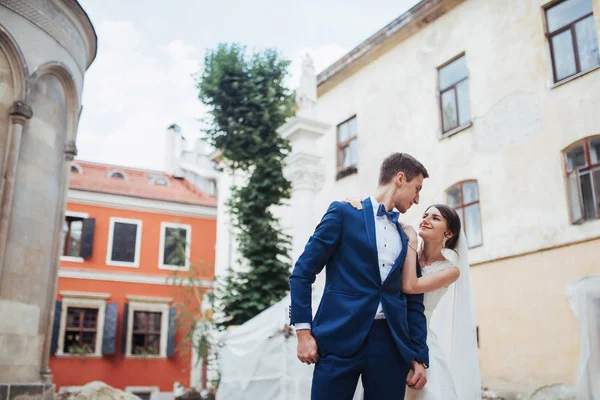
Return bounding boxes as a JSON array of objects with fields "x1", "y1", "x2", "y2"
[
  {"x1": 132, "y1": 311, "x2": 162, "y2": 355},
  {"x1": 61, "y1": 212, "x2": 95, "y2": 262},
  {"x1": 107, "y1": 217, "x2": 142, "y2": 267},
  {"x1": 447, "y1": 181, "x2": 483, "y2": 248},
  {"x1": 336, "y1": 116, "x2": 358, "y2": 179},
  {"x1": 125, "y1": 387, "x2": 159, "y2": 400},
  {"x1": 70, "y1": 165, "x2": 81, "y2": 174},
  {"x1": 159, "y1": 222, "x2": 191, "y2": 270},
  {"x1": 545, "y1": 0, "x2": 600, "y2": 82},
  {"x1": 109, "y1": 171, "x2": 126, "y2": 180},
  {"x1": 438, "y1": 54, "x2": 471, "y2": 135},
  {"x1": 208, "y1": 179, "x2": 217, "y2": 197},
  {"x1": 564, "y1": 136, "x2": 600, "y2": 223},
  {"x1": 124, "y1": 298, "x2": 175, "y2": 359},
  {"x1": 154, "y1": 177, "x2": 168, "y2": 186},
  {"x1": 53, "y1": 292, "x2": 112, "y2": 357},
  {"x1": 64, "y1": 307, "x2": 98, "y2": 354}
]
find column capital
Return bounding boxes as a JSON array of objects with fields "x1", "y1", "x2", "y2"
[
  {"x1": 284, "y1": 152, "x2": 325, "y2": 192},
  {"x1": 9, "y1": 101, "x2": 33, "y2": 125},
  {"x1": 64, "y1": 140, "x2": 78, "y2": 161}
]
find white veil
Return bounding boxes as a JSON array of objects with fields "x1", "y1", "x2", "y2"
[{"x1": 430, "y1": 230, "x2": 481, "y2": 399}]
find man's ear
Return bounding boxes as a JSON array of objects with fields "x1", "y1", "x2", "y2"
[{"x1": 396, "y1": 171, "x2": 406, "y2": 186}]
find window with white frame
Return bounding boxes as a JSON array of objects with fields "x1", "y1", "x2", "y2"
[
  {"x1": 125, "y1": 387, "x2": 159, "y2": 400},
  {"x1": 159, "y1": 222, "x2": 191, "y2": 270},
  {"x1": 564, "y1": 136, "x2": 600, "y2": 223},
  {"x1": 55, "y1": 292, "x2": 109, "y2": 357},
  {"x1": 107, "y1": 217, "x2": 142, "y2": 267},
  {"x1": 62, "y1": 211, "x2": 95, "y2": 262},
  {"x1": 124, "y1": 298, "x2": 172, "y2": 358},
  {"x1": 109, "y1": 170, "x2": 127, "y2": 180}
]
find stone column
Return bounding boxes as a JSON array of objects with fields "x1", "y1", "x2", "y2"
[
  {"x1": 280, "y1": 116, "x2": 329, "y2": 299},
  {"x1": 0, "y1": 101, "x2": 33, "y2": 280},
  {"x1": 39, "y1": 140, "x2": 77, "y2": 383}
]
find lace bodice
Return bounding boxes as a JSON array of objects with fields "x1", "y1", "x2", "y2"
[{"x1": 421, "y1": 260, "x2": 455, "y2": 324}]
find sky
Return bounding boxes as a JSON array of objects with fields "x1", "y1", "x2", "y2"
[{"x1": 76, "y1": 0, "x2": 420, "y2": 170}]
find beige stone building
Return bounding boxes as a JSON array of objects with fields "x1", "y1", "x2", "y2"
[
  {"x1": 0, "y1": 0, "x2": 96, "y2": 397},
  {"x1": 215, "y1": 0, "x2": 600, "y2": 396}
]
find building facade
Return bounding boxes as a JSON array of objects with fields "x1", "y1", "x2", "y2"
[
  {"x1": 215, "y1": 0, "x2": 600, "y2": 395},
  {"x1": 0, "y1": 0, "x2": 97, "y2": 396},
  {"x1": 50, "y1": 161, "x2": 217, "y2": 398}
]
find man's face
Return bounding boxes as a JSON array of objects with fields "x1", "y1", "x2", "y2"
[{"x1": 394, "y1": 173, "x2": 424, "y2": 213}]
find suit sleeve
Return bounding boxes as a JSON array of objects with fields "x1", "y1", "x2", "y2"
[
  {"x1": 289, "y1": 201, "x2": 343, "y2": 326},
  {"x1": 406, "y1": 260, "x2": 429, "y2": 366}
]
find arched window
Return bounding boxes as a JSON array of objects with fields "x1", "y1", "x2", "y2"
[
  {"x1": 70, "y1": 165, "x2": 81, "y2": 174},
  {"x1": 563, "y1": 136, "x2": 600, "y2": 223},
  {"x1": 109, "y1": 171, "x2": 126, "y2": 180},
  {"x1": 446, "y1": 180, "x2": 483, "y2": 248}
]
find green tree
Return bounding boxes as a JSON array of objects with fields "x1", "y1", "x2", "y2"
[{"x1": 197, "y1": 44, "x2": 295, "y2": 327}]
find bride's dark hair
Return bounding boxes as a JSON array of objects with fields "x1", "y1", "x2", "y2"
[{"x1": 426, "y1": 204, "x2": 461, "y2": 250}]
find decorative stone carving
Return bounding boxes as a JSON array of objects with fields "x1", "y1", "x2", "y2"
[
  {"x1": 284, "y1": 152, "x2": 325, "y2": 192},
  {"x1": 295, "y1": 54, "x2": 317, "y2": 115},
  {"x1": 0, "y1": 0, "x2": 90, "y2": 71},
  {"x1": 9, "y1": 100, "x2": 33, "y2": 124},
  {"x1": 64, "y1": 139, "x2": 77, "y2": 161}
]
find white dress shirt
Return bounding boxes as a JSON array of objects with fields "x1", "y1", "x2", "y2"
[
  {"x1": 371, "y1": 196, "x2": 402, "y2": 319},
  {"x1": 294, "y1": 197, "x2": 402, "y2": 330}
]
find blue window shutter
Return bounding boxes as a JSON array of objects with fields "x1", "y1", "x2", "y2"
[
  {"x1": 102, "y1": 303, "x2": 118, "y2": 355},
  {"x1": 166, "y1": 306, "x2": 177, "y2": 357},
  {"x1": 80, "y1": 218, "x2": 96, "y2": 259},
  {"x1": 121, "y1": 303, "x2": 129, "y2": 355},
  {"x1": 50, "y1": 301, "x2": 62, "y2": 355}
]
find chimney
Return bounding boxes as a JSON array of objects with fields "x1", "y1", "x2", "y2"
[{"x1": 165, "y1": 123, "x2": 182, "y2": 174}]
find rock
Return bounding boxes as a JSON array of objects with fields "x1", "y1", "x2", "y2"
[
  {"x1": 530, "y1": 384, "x2": 576, "y2": 400},
  {"x1": 56, "y1": 382, "x2": 140, "y2": 400}
]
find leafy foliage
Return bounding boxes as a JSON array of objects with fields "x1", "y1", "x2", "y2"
[{"x1": 197, "y1": 43, "x2": 294, "y2": 326}]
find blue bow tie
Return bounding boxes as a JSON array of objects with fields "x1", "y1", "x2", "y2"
[{"x1": 377, "y1": 203, "x2": 399, "y2": 224}]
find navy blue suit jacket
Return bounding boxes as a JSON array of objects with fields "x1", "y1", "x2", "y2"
[{"x1": 289, "y1": 198, "x2": 429, "y2": 366}]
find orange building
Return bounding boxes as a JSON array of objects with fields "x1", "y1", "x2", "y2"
[{"x1": 49, "y1": 160, "x2": 217, "y2": 399}]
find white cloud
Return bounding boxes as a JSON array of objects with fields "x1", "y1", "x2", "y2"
[
  {"x1": 76, "y1": 21, "x2": 347, "y2": 170},
  {"x1": 76, "y1": 20, "x2": 206, "y2": 170}
]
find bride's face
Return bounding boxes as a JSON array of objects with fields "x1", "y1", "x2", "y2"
[{"x1": 418, "y1": 207, "x2": 449, "y2": 244}]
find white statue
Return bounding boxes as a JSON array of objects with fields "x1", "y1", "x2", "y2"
[{"x1": 296, "y1": 54, "x2": 317, "y2": 114}]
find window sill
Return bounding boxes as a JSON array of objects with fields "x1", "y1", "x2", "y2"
[
  {"x1": 125, "y1": 355, "x2": 167, "y2": 360},
  {"x1": 158, "y1": 264, "x2": 190, "y2": 271},
  {"x1": 336, "y1": 166, "x2": 358, "y2": 181},
  {"x1": 106, "y1": 260, "x2": 140, "y2": 268},
  {"x1": 55, "y1": 353, "x2": 102, "y2": 359},
  {"x1": 551, "y1": 65, "x2": 600, "y2": 89},
  {"x1": 61, "y1": 256, "x2": 84, "y2": 263},
  {"x1": 440, "y1": 122, "x2": 472, "y2": 140}
]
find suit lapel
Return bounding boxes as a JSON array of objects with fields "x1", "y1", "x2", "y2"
[
  {"x1": 361, "y1": 198, "x2": 379, "y2": 268},
  {"x1": 384, "y1": 221, "x2": 408, "y2": 284}
]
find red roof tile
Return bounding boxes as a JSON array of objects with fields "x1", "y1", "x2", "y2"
[{"x1": 69, "y1": 161, "x2": 217, "y2": 207}]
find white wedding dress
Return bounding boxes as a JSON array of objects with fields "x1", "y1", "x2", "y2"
[
  {"x1": 354, "y1": 231, "x2": 481, "y2": 400},
  {"x1": 406, "y1": 260, "x2": 458, "y2": 400},
  {"x1": 406, "y1": 230, "x2": 481, "y2": 400}
]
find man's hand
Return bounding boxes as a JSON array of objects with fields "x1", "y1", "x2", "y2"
[
  {"x1": 401, "y1": 224, "x2": 418, "y2": 247},
  {"x1": 296, "y1": 330, "x2": 319, "y2": 365},
  {"x1": 406, "y1": 360, "x2": 427, "y2": 390}
]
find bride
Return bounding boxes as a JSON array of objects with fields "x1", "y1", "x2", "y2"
[{"x1": 402, "y1": 204, "x2": 481, "y2": 400}]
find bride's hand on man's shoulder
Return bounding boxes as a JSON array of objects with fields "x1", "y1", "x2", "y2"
[{"x1": 401, "y1": 224, "x2": 418, "y2": 244}]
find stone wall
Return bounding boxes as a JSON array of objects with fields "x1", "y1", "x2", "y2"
[{"x1": 0, "y1": 0, "x2": 96, "y2": 388}]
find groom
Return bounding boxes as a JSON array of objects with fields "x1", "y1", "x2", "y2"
[{"x1": 289, "y1": 152, "x2": 430, "y2": 399}]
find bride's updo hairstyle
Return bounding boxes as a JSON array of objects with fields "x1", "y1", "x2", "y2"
[{"x1": 426, "y1": 204, "x2": 461, "y2": 250}]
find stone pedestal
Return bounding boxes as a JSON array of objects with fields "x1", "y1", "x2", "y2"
[{"x1": 280, "y1": 115, "x2": 329, "y2": 300}]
